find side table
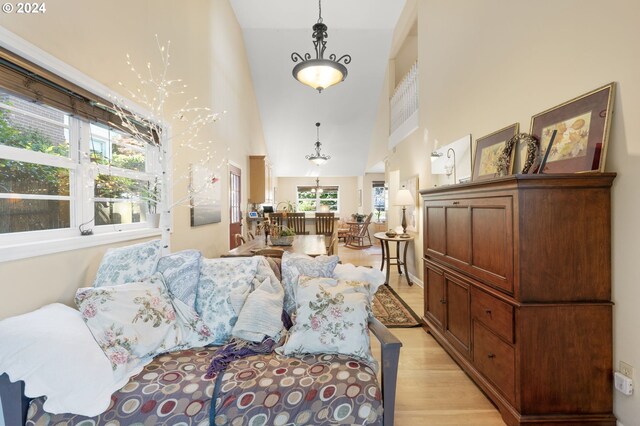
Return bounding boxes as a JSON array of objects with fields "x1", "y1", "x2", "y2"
[{"x1": 373, "y1": 232, "x2": 413, "y2": 286}]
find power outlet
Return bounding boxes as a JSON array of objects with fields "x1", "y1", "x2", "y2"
[{"x1": 620, "y1": 361, "x2": 634, "y2": 379}]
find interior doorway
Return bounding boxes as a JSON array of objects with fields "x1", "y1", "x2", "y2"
[{"x1": 229, "y1": 164, "x2": 242, "y2": 249}]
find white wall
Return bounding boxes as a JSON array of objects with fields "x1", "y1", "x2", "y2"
[
  {"x1": 0, "y1": 0, "x2": 265, "y2": 320},
  {"x1": 371, "y1": 0, "x2": 640, "y2": 423}
]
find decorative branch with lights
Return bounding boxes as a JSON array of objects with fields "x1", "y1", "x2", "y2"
[{"x1": 108, "y1": 36, "x2": 229, "y2": 253}]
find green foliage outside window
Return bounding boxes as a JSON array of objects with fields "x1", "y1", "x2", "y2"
[{"x1": 0, "y1": 108, "x2": 69, "y2": 195}]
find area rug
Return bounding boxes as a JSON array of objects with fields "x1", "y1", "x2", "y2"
[{"x1": 372, "y1": 285, "x2": 422, "y2": 328}]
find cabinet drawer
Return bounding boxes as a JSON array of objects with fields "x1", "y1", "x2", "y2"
[
  {"x1": 471, "y1": 287, "x2": 514, "y2": 343},
  {"x1": 474, "y1": 321, "x2": 515, "y2": 404}
]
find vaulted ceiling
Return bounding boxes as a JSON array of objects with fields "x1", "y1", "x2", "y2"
[{"x1": 229, "y1": 0, "x2": 405, "y2": 177}]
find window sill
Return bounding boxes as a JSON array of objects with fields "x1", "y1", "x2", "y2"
[{"x1": 0, "y1": 228, "x2": 162, "y2": 263}]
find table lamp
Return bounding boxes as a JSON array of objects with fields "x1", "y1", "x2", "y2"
[{"x1": 395, "y1": 187, "x2": 414, "y2": 238}]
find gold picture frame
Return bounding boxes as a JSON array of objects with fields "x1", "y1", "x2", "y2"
[
  {"x1": 529, "y1": 82, "x2": 615, "y2": 174},
  {"x1": 472, "y1": 123, "x2": 519, "y2": 181}
]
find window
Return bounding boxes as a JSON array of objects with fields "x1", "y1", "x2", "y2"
[
  {"x1": 296, "y1": 185, "x2": 339, "y2": 212},
  {"x1": 0, "y1": 90, "x2": 160, "y2": 238},
  {"x1": 372, "y1": 181, "x2": 387, "y2": 221},
  {"x1": 0, "y1": 38, "x2": 165, "y2": 261}
]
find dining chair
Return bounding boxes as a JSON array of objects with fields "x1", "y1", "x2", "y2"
[
  {"x1": 337, "y1": 217, "x2": 350, "y2": 242},
  {"x1": 345, "y1": 212, "x2": 373, "y2": 249},
  {"x1": 253, "y1": 248, "x2": 285, "y2": 258},
  {"x1": 246, "y1": 231, "x2": 255, "y2": 241},
  {"x1": 268, "y1": 212, "x2": 284, "y2": 227},
  {"x1": 327, "y1": 235, "x2": 338, "y2": 256},
  {"x1": 286, "y1": 212, "x2": 307, "y2": 235},
  {"x1": 234, "y1": 233, "x2": 246, "y2": 246},
  {"x1": 315, "y1": 212, "x2": 335, "y2": 236}
]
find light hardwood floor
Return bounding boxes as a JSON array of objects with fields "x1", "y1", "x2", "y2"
[{"x1": 337, "y1": 243, "x2": 506, "y2": 426}]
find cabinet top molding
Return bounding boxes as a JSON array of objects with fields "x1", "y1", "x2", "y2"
[{"x1": 420, "y1": 173, "x2": 616, "y2": 197}]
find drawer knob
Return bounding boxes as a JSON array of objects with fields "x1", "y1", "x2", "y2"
[
  {"x1": 440, "y1": 298, "x2": 446, "y2": 304},
  {"x1": 452, "y1": 201, "x2": 460, "y2": 205},
  {"x1": 485, "y1": 309, "x2": 492, "y2": 316},
  {"x1": 488, "y1": 353, "x2": 496, "y2": 359}
]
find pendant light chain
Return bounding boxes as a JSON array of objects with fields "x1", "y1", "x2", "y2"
[{"x1": 318, "y1": 0, "x2": 322, "y2": 23}]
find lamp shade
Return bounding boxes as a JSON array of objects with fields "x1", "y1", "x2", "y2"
[
  {"x1": 309, "y1": 156, "x2": 328, "y2": 166},
  {"x1": 394, "y1": 188, "x2": 414, "y2": 206},
  {"x1": 293, "y1": 60, "x2": 347, "y2": 92}
]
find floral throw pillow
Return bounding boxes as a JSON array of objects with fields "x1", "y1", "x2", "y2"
[
  {"x1": 93, "y1": 239, "x2": 162, "y2": 287},
  {"x1": 280, "y1": 276, "x2": 377, "y2": 370},
  {"x1": 281, "y1": 252, "x2": 340, "y2": 314},
  {"x1": 76, "y1": 273, "x2": 211, "y2": 380},
  {"x1": 156, "y1": 249, "x2": 202, "y2": 309},
  {"x1": 195, "y1": 256, "x2": 261, "y2": 345}
]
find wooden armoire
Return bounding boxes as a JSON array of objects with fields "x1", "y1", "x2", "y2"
[{"x1": 420, "y1": 174, "x2": 616, "y2": 426}]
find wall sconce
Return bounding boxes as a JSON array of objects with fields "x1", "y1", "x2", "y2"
[{"x1": 445, "y1": 148, "x2": 456, "y2": 184}]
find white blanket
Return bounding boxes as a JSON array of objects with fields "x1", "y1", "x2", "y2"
[{"x1": 0, "y1": 303, "x2": 148, "y2": 416}]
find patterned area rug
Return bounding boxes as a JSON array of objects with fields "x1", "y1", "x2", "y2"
[{"x1": 372, "y1": 285, "x2": 422, "y2": 328}]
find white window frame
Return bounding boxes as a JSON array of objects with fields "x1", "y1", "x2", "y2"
[
  {"x1": 295, "y1": 185, "x2": 340, "y2": 213},
  {"x1": 0, "y1": 28, "x2": 164, "y2": 262}
]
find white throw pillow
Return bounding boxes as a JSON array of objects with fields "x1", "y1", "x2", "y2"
[
  {"x1": 280, "y1": 276, "x2": 377, "y2": 370},
  {"x1": 76, "y1": 273, "x2": 211, "y2": 380},
  {"x1": 281, "y1": 252, "x2": 340, "y2": 314},
  {"x1": 332, "y1": 263, "x2": 386, "y2": 300},
  {"x1": 0, "y1": 303, "x2": 144, "y2": 416}
]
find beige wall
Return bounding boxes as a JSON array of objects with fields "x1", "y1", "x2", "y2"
[
  {"x1": 276, "y1": 176, "x2": 358, "y2": 221},
  {"x1": 0, "y1": 0, "x2": 265, "y2": 319},
  {"x1": 373, "y1": 0, "x2": 640, "y2": 423}
]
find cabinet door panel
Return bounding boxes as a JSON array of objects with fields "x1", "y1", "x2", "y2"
[
  {"x1": 469, "y1": 197, "x2": 514, "y2": 294},
  {"x1": 446, "y1": 207, "x2": 470, "y2": 264},
  {"x1": 425, "y1": 204, "x2": 446, "y2": 256},
  {"x1": 445, "y1": 274, "x2": 471, "y2": 358},
  {"x1": 424, "y1": 262, "x2": 445, "y2": 331}
]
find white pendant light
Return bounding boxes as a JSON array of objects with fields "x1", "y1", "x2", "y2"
[
  {"x1": 305, "y1": 122, "x2": 331, "y2": 165},
  {"x1": 291, "y1": 0, "x2": 351, "y2": 93}
]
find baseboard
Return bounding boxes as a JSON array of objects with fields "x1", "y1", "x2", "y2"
[{"x1": 408, "y1": 272, "x2": 423, "y2": 288}]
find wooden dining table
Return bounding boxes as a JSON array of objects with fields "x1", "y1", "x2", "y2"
[{"x1": 226, "y1": 234, "x2": 327, "y2": 257}]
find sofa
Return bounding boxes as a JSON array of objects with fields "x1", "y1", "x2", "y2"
[{"x1": 0, "y1": 240, "x2": 401, "y2": 426}]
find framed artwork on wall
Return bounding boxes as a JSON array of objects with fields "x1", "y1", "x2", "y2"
[
  {"x1": 472, "y1": 123, "x2": 519, "y2": 181},
  {"x1": 190, "y1": 164, "x2": 222, "y2": 226},
  {"x1": 529, "y1": 82, "x2": 615, "y2": 174}
]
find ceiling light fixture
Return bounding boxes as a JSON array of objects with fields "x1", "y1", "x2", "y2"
[
  {"x1": 291, "y1": 0, "x2": 351, "y2": 93},
  {"x1": 306, "y1": 122, "x2": 331, "y2": 165},
  {"x1": 310, "y1": 177, "x2": 324, "y2": 194}
]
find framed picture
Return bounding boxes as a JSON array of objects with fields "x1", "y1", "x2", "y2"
[
  {"x1": 358, "y1": 189, "x2": 362, "y2": 207},
  {"x1": 248, "y1": 211, "x2": 259, "y2": 219},
  {"x1": 529, "y1": 82, "x2": 615, "y2": 174},
  {"x1": 190, "y1": 164, "x2": 222, "y2": 226},
  {"x1": 472, "y1": 123, "x2": 519, "y2": 181}
]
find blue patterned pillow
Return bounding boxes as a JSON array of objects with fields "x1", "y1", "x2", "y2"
[
  {"x1": 195, "y1": 257, "x2": 261, "y2": 345},
  {"x1": 156, "y1": 249, "x2": 202, "y2": 309},
  {"x1": 93, "y1": 240, "x2": 162, "y2": 287},
  {"x1": 281, "y1": 252, "x2": 340, "y2": 314}
]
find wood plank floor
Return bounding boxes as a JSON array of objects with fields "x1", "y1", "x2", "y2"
[{"x1": 337, "y1": 243, "x2": 506, "y2": 426}]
